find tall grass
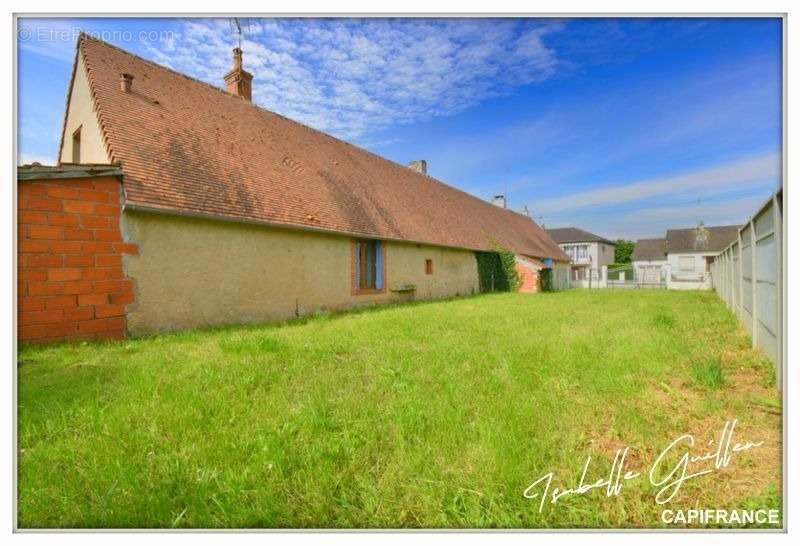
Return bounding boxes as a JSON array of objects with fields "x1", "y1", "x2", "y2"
[{"x1": 691, "y1": 358, "x2": 725, "y2": 389}]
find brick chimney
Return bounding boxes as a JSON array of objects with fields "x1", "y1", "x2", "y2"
[
  {"x1": 407, "y1": 160, "x2": 427, "y2": 174},
  {"x1": 491, "y1": 195, "x2": 507, "y2": 208},
  {"x1": 120, "y1": 73, "x2": 133, "y2": 93},
  {"x1": 224, "y1": 47, "x2": 253, "y2": 101}
]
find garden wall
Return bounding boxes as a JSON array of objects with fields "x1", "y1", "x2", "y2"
[
  {"x1": 17, "y1": 166, "x2": 138, "y2": 343},
  {"x1": 710, "y1": 188, "x2": 783, "y2": 388}
]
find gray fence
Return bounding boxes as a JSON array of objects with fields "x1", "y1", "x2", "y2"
[{"x1": 710, "y1": 188, "x2": 783, "y2": 388}]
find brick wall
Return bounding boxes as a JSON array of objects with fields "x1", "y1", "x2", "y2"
[
  {"x1": 18, "y1": 175, "x2": 137, "y2": 343},
  {"x1": 515, "y1": 259, "x2": 540, "y2": 293}
]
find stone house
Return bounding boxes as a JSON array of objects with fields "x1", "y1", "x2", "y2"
[{"x1": 17, "y1": 34, "x2": 569, "y2": 343}]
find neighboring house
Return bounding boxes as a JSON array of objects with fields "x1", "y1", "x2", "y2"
[
  {"x1": 631, "y1": 238, "x2": 667, "y2": 284},
  {"x1": 631, "y1": 224, "x2": 739, "y2": 290},
  {"x1": 664, "y1": 224, "x2": 740, "y2": 288},
  {"x1": 17, "y1": 35, "x2": 569, "y2": 342},
  {"x1": 546, "y1": 227, "x2": 616, "y2": 281}
]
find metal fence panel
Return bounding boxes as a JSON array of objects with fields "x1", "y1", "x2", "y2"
[{"x1": 710, "y1": 188, "x2": 782, "y2": 389}]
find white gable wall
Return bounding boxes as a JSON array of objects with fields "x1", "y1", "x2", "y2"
[{"x1": 59, "y1": 54, "x2": 110, "y2": 165}]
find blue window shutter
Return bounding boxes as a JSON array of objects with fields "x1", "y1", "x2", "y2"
[
  {"x1": 375, "y1": 241, "x2": 383, "y2": 290},
  {"x1": 354, "y1": 242, "x2": 361, "y2": 288}
]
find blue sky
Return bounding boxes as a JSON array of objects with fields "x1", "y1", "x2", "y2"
[{"x1": 17, "y1": 17, "x2": 782, "y2": 239}]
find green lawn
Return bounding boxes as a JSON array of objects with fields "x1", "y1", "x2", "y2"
[{"x1": 17, "y1": 290, "x2": 781, "y2": 529}]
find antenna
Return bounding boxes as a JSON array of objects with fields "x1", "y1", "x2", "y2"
[
  {"x1": 231, "y1": 17, "x2": 243, "y2": 49},
  {"x1": 526, "y1": 207, "x2": 545, "y2": 227},
  {"x1": 696, "y1": 196, "x2": 702, "y2": 225}
]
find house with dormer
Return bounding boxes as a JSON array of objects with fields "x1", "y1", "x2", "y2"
[{"x1": 631, "y1": 223, "x2": 740, "y2": 289}]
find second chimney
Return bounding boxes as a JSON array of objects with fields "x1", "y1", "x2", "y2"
[
  {"x1": 491, "y1": 195, "x2": 507, "y2": 208},
  {"x1": 120, "y1": 73, "x2": 134, "y2": 93},
  {"x1": 407, "y1": 160, "x2": 427, "y2": 174},
  {"x1": 224, "y1": 47, "x2": 253, "y2": 101}
]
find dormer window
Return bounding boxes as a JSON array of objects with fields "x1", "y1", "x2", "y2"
[{"x1": 71, "y1": 126, "x2": 82, "y2": 163}]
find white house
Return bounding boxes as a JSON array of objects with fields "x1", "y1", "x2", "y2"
[
  {"x1": 546, "y1": 227, "x2": 616, "y2": 282},
  {"x1": 633, "y1": 224, "x2": 740, "y2": 290},
  {"x1": 664, "y1": 224, "x2": 740, "y2": 289}
]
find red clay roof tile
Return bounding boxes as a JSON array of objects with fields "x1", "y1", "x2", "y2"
[{"x1": 76, "y1": 34, "x2": 568, "y2": 261}]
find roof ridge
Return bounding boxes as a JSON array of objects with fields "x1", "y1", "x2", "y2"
[
  {"x1": 79, "y1": 33, "x2": 254, "y2": 108},
  {"x1": 78, "y1": 33, "x2": 544, "y2": 227},
  {"x1": 666, "y1": 224, "x2": 741, "y2": 232}
]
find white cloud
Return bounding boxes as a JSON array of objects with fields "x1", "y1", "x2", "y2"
[
  {"x1": 574, "y1": 193, "x2": 772, "y2": 240},
  {"x1": 531, "y1": 152, "x2": 781, "y2": 215},
  {"x1": 141, "y1": 18, "x2": 564, "y2": 139}
]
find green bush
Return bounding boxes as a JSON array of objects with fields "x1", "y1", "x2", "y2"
[
  {"x1": 475, "y1": 246, "x2": 519, "y2": 292},
  {"x1": 539, "y1": 268, "x2": 553, "y2": 292},
  {"x1": 615, "y1": 239, "x2": 634, "y2": 263}
]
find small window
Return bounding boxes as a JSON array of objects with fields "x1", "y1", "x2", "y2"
[
  {"x1": 425, "y1": 259, "x2": 433, "y2": 275},
  {"x1": 71, "y1": 126, "x2": 82, "y2": 164},
  {"x1": 678, "y1": 255, "x2": 694, "y2": 271},
  {"x1": 353, "y1": 239, "x2": 384, "y2": 293}
]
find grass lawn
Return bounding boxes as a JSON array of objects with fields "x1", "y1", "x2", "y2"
[{"x1": 17, "y1": 290, "x2": 781, "y2": 529}]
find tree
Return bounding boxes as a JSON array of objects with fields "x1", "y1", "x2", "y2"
[{"x1": 615, "y1": 239, "x2": 634, "y2": 264}]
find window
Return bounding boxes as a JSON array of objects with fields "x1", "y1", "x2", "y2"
[
  {"x1": 353, "y1": 239, "x2": 384, "y2": 293},
  {"x1": 71, "y1": 126, "x2": 82, "y2": 164},
  {"x1": 565, "y1": 245, "x2": 578, "y2": 261},
  {"x1": 577, "y1": 245, "x2": 588, "y2": 260},
  {"x1": 678, "y1": 255, "x2": 694, "y2": 271},
  {"x1": 425, "y1": 259, "x2": 433, "y2": 275}
]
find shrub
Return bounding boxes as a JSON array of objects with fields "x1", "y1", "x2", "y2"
[
  {"x1": 539, "y1": 268, "x2": 553, "y2": 292},
  {"x1": 615, "y1": 239, "x2": 634, "y2": 263},
  {"x1": 475, "y1": 246, "x2": 519, "y2": 292}
]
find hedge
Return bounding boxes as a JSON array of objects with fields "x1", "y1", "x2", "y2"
[{"x1": 475, "y1": 246, "x2": 519, "y2": 292}]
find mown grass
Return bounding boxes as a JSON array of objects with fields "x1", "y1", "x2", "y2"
[{"x1": 17, "y1": 290, "x2": 781, "y2": 529}]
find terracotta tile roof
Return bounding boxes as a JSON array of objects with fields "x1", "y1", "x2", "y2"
[
  {"x1": 631, "y1": 238, "x2": 667, "y2": 261},
  {"x1": 545, "y1": 226, "x2": 615, "y2": 245},
  {"x1": 665, "y1": 225, "x2": 740, "y2": 254},
  {"x1": 73, "y1": 35, "x2": 568, "y2": 262}
]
